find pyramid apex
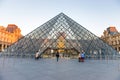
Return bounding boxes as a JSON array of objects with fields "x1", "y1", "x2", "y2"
[{"x1": 58, "y1": 12, "x2": 66, "y2": 15}]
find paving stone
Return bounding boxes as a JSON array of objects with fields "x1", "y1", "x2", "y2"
[{"x1": 0, "y1": 57, "x2": 120, "y2": 80}]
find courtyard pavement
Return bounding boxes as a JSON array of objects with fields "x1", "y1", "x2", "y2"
[{"x1": 0, "y1": 57, "x2": 120, "y2": 80}]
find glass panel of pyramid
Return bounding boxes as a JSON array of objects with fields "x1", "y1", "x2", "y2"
[{"x1": 2, "y1": 13, "x2": 118, "y2": 59}]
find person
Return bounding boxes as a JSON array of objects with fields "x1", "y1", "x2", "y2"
[
  {"x1": 81, "y1": 51, "x2": 85, "y2": 62},
  {"x1": 78, "y1": 52, "x2": 81, "y2": 62},
  {"x1": 56, "y1": 51, "x2": 59, "y2": 62},
  {"x1": 35, "y1": 51, "x2": 40, "y2": 60}
]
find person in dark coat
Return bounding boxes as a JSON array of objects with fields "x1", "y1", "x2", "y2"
[{"x1": 56, "y1": 51, "x2": 59, "y2": 62}]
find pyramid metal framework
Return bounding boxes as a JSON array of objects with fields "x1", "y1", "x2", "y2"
[{"x1": 2, "y1": 13, "x2": 118, "y2": 58}]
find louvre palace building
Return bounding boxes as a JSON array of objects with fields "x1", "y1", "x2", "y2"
[
  {"x1": 1, "y1": 13, "x2": 118, "y2": 59},
  {"x1": 101, "y1": 26, "x2": 120, "y2": 53},
  {"x1": 0, "y1": 24, "x2": 22, "y2": 52}
]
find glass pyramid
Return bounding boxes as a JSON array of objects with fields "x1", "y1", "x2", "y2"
[{"x1": 2, "y1": 13, "x2": 118, "y2": 59}]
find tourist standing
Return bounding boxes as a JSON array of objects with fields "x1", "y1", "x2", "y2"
[
  {"x1": 81, "y1": 51, "x2": 85, "y2": 62},
  {"x1": 35, "y1": 51, "x2": 39, "y2": 60},
  {"x1": 56, "y1": 51, "x2": 59, "y2": 62},
  {"x1": 78, "y1": 52, "x2": 81, "y2": 62}
]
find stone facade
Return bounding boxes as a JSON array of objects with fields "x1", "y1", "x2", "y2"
[
  {"x1": 0, "y1": 24, "x2": 22, "y2": 51},
  {"x1": 101, "y1": 26, "x2": 120, "y2": 52}
]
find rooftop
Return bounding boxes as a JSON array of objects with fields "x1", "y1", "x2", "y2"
[
  {"x1": 6, "y1": 24, "x2": 18, "y2": 33},
  {"x1": 107, "y1": 26, "x2": 119, "y2": 35}
]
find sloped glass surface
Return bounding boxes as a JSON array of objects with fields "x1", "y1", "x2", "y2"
[{"x1": 2, "y1": 13, "x2": 118, "y2": 59}]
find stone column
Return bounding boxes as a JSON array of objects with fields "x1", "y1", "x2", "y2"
[
  {"x1": 0, "y1": 44, "x2": 2, "y2": 51},
  {"x1": 5, "y1": 44, "x2": 8, "y2": 48},
  {"x1": 1, "y1": 44, "x2": 4, "y2": 51}
]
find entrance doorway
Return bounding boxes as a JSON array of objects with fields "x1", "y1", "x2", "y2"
[{"x1": 42, "y1": 48, "x2": 79, "y2": 58}]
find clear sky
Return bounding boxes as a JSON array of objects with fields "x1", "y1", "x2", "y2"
[{"x1": 0, "y1": 0, "x2": 120, "y2": 37}]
